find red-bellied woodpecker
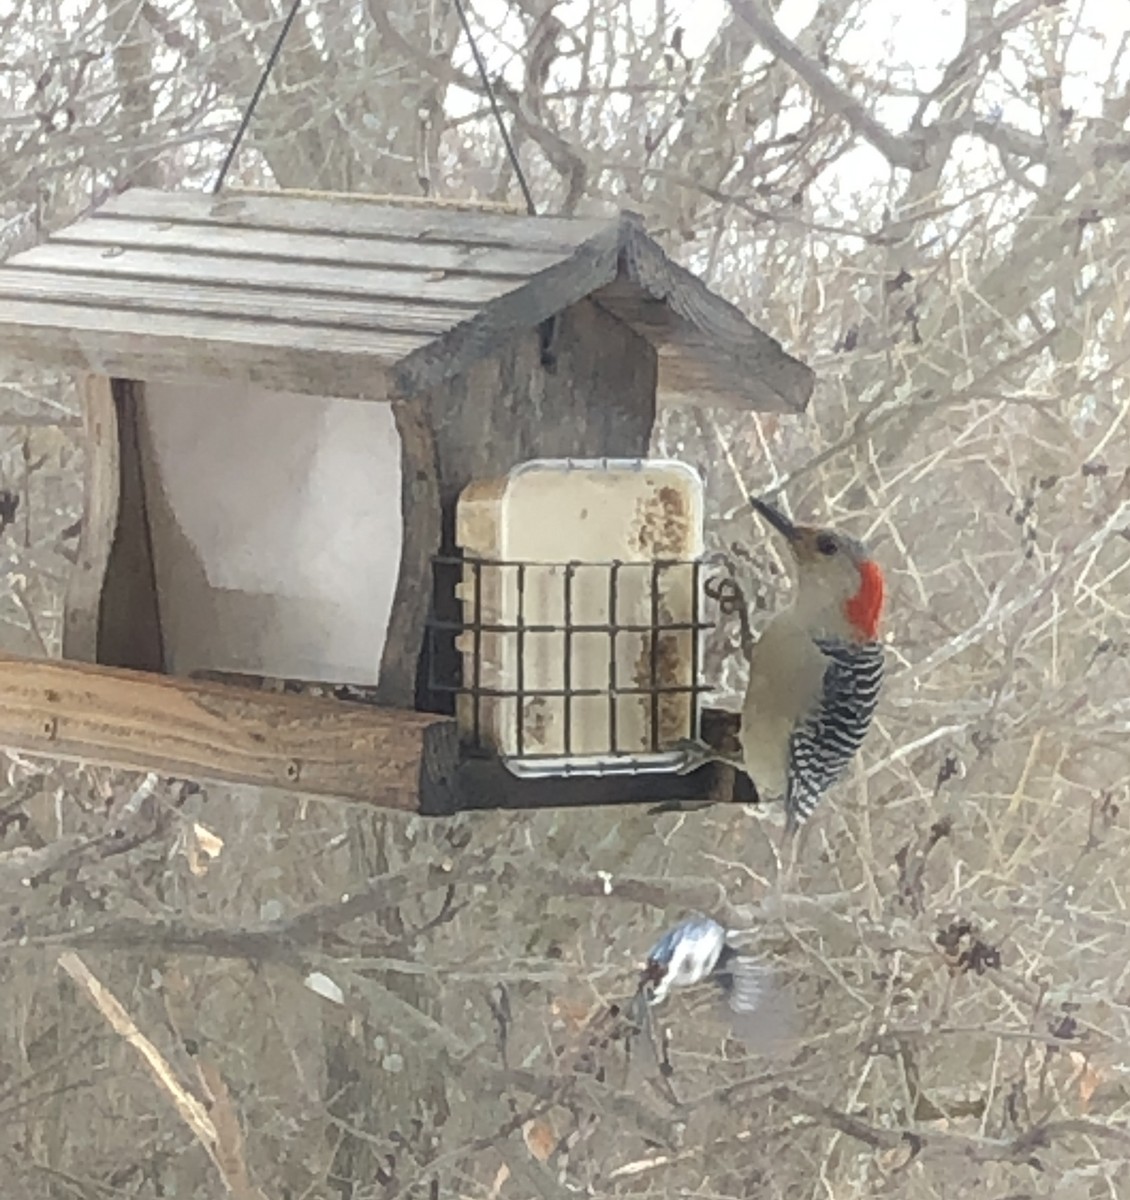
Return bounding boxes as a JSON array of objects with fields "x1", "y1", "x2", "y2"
[{"x1": 682, "y1": 497, "x2": 886, "y2": 833}]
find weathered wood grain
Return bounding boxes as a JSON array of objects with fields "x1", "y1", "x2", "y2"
[
  {"x1": 0, "y1": 302, "x2": 407, "y2": 400},
  {"x1": 97, "y1": 188, "x2": 611, "y2": 251},
  {"x1": 594, "y1": 239, "x2": 814, "y2": 412},
  {"x1": 226, "y1": 186, "x2": 527, "y2": 214},
  {"x1": 0, "y1": 653, "x2": 459, "y2": 810},
  {"x1": 14, "y1": 243, "x2": 520, "y2": 307},
  {"x1": 94, "y1": 380, "x2": 164, "y2": 672},
  {"x1": 375, "y1": 399, "x2": 443, "y2": 708},
  {"x1": 62, "y1": 376, "x2": 119, "y2": 662},
  {"x1": 424, "y1": 297, "x2": 658, "y2": 505},
  {"x1": 0, "y1": 188, "x2": 814, "y2": 413},
  {"x1": 54, "y1": 217, "x2": 573, "y2": 278},
  {"x1": 396, "y1": 225, "x2": 623, "y2": 397},
  {"x1": 0, "y1": 272, "x2": 476, "y2": 336},
  {"x1": 603, "y1": 212, "x2": 815, "y2": 411},
  {"x1": 396, "y1": 214, "x2": 814, "y2": 413}
]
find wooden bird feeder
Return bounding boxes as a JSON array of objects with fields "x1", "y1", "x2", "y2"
[{"x1": 0, "y1": 188, "x2": 813, "y2": 814}]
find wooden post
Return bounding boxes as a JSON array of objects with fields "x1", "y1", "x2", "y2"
[
  {"x1": 0, "y1": 654, "x2": 458, "y2": 811},
  {"x1": 62, "y1": 375, "x2": 119, "y2": 662},
  {"x1": 98, "y1": 378, "x2": 165, "y2": 672}
]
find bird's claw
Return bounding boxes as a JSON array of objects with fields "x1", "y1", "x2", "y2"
[
  {"x1": 670, "y1": 737, "x2": 746, "y2": 775},
  {"x1": 670, "y1": 737, "x2": 715, "y2": 774}
]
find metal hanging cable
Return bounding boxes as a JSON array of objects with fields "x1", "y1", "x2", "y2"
[
  {"x1": 212, "y1": 0, "x2": 304, "y2": 195},
  {"x1": 211, "y1": 0, "x2": 535, "y2": 215},
  {"x1": 452, "y1": 0, "x2": 536, "y2": 216}
]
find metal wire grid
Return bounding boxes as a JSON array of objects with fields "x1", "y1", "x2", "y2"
[{"x1": 427, "y1": 555, "x2": 712, "y2": 761}]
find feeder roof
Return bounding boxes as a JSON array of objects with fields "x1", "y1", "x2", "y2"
[{"x1": 0, "y1": 188, "x2": 813, "y2": 412}]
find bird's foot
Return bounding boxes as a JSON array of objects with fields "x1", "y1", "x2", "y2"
[
  {"x1": 669, "y1": 738, "x2": 743, "y2": 775},
  {"x1": 669, "y1": 737, "x2": 707, "y2": 773}
]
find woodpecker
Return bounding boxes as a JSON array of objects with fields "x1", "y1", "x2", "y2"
[
  {"x1": 641, "y1": 915, "x2": 768, "y2": 1016},
  {"x1": 637, "y1": 916, "x2": 795, "y2": 1050},
  {"x1": 681, "y1": 497, "x2": 886, "y2": 833},
  {"x1": 743, "y1": 497, "x2": 885, "y2": 830}
]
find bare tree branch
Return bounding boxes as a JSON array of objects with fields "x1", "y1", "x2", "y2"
[{"x1": 727, "y1": 0, "x2": 930, "y2": 170}]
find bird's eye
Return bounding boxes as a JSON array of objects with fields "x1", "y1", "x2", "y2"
[{"x1": 816, "y1": 534, "x2": 839, "y2": 556}]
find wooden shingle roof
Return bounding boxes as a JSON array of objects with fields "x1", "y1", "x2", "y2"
[{"x1": 0, "y1": 188, "x2": 814, "y2": 412}]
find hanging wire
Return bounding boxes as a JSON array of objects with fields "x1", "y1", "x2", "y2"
[
  {"x1": 451, "y1": 0, "x2": 537, "y2": 216},
  {"x1": 211, "y1": 0, "x2": 535, "y2": 214},
  {"x1": 212, "y1": 0, "x2": 304, "y2": 195}
]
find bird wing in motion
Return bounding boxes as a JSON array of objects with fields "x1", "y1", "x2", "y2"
[
  {"x1": 715, "y1": 945, "x2": 771, "y2": 1014},
  {"x1": 785, "y1": 638, "x2": 884, "y2": 830},
  {"x1": 642, "y1": 917, "x2": 796, "y2": 1051}
]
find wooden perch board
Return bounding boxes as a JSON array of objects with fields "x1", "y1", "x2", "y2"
[{"x1": 0, "y1": 654, "x2": 459, "y2": 811}]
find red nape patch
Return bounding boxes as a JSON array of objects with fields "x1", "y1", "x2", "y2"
[{"x1": 845, "y1": 559, "x2": 885, "y2": 640}]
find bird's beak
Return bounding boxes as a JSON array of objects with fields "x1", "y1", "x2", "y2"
[{"x1": 750, "y1": 497, "x2": 801, "y2": 545}]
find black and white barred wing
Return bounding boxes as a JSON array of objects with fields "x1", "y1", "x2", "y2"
[{"x1": 786, "y1": 638, "x2": 884, "y2": 829}]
